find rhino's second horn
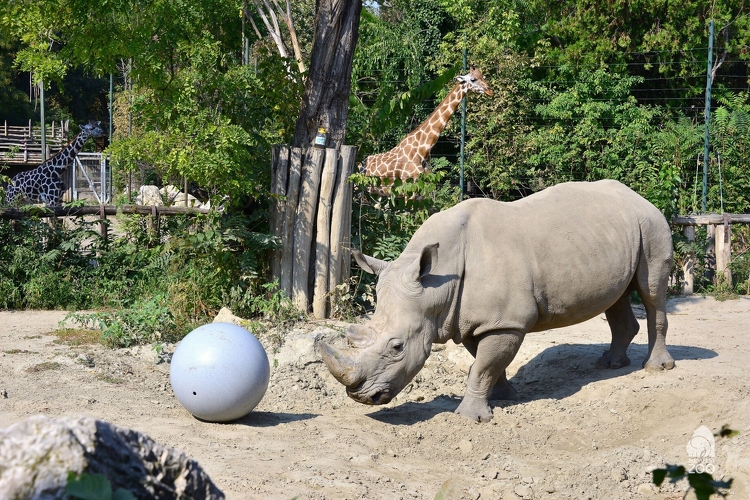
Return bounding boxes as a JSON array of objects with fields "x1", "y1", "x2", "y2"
[{"x1": 320, "y1": 342, "x2": 363, "y2": 388}]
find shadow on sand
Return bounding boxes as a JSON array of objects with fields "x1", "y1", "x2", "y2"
[
  {"x1": 366, "y1": 342, "x2": 716, "y2": 425},
  {"x1": 196, "y1": 411, "x2": 319, "y2": 427}
]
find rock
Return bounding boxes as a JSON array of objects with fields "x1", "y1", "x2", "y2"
[
  {"x1": 213, "y1": 307, "x2": 245, "y2": 326},
  {"x1": 458, "y1": 439, "x2": 473, "y2": 454},
  {"x1": 135, "y1": 185, "x2": 163, "y2": 206},
  {"x1": 513, "y1": 483, "x2": 534, "y2": 499},
  {"x1": 610, "y1": 467, "x2": 627, "y2": 482},
  {"x1": 275, "y1": 328, "x2": 330, "y2": 368},
  {"x1": 637, "y1": 482, "x2": 656, "y2": 495},
  {"x1": 0, "y1": 415, "x2": 224, "y2": 499},
  {"x1": 161, "y1": 185, "x2": 202, "y2": 208}
]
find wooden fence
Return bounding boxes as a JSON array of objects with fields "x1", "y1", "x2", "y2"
[
  {"x1": 0, "y1": 204, "x2": 210, "y2": 244},
  {"x1": 0, "y1": 120, "x2": 69, "y2": 165},
  {"x1": 270, "y1": 145, "x2": 357, "y2": 319},
  {"x1": 672, "y1": 213, "x2": 750, "y2": 294}
]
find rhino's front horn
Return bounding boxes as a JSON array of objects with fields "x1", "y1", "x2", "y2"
[{"x1": 320, "y1": 342, "x2": 363, "y2": 388}]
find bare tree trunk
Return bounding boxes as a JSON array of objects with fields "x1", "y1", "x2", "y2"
[{"x1": 293, "y1": 0, "x2": 362, "y2": 149}]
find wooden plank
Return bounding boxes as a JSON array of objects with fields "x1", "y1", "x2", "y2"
[
  {"x1": 715, "y1": 219, "x2": 732, "y2": 286},
  {"x1": 0, "y1": 205, "x2": 209, "y2": 220},
  {"x1": 120, "y1": 205, "x2": 210, "y2": 215},
  {"x1": 0, "y1": 205, "x2": 117, "y2": 219},
  {"x1": 270, "y1": 145, "x2": 290, "y2": 284},
  {"x1": 292, "y1": 147, "x2": 325, "y2": 312},
  {"x1": 312, "y1": 148, "x2": 338, "y2": 319},
  {"x1": 673, "y1": 213, "x2": 750, "y2": 225},
  {"x1": 329, "y1": 145, "x2": 356, "y2": 294},
  {"x1": 280, "y1": 148, "x2": 303, "y2": 298},
  {"x1": 681, "y1": 226, "x2": 695, "y2": 295}
]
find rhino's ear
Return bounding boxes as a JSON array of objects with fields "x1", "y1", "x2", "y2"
[
  {"x1": 351, "y1": 248, "x2": 389, "y2": 275},
  {"x1": 406, "y1": 243, "x2": 439, "y2": 283}
]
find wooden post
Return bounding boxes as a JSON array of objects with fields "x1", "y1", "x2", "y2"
[
  {"x1": 312, "y1": 148, "x2": 339, "y2": 318},
  {"x1": 28, "y1": 119, "x2": 32, "y2": 137},
  {"x1": 280, "y1": 148, "x2": 303, "y2": 297},
  {"x1": 3, "y1": 120, "x2": 6, "y2": 136},
  {"x1": 329, "y1": 145, "x2": 356, "y2": 294},
  {"x1": 270, "y1": 145, "x2": 290, "y2": 283},
  {"x1": 99, "y1": 204, "x2": 108, "y2": 244},
  {"x1": 715, "y1": 216, "x2": 732, "y2": 286},
  {"x1": 705, "y1": 224, "x2": 716, "y2": 284},
  {"x1": 682, "y1": 225, "x2": 695, "y2": 295},
  {"x1": 292, "y1": 148, "x2": 325, "y2": 312}
]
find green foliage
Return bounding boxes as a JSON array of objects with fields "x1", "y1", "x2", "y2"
[
  {"x1": 652, "y1": 426, "x2": 737, "y2": 499},
  {"x1": 66, "y1": 472, "x2": 136, "y2": 500},
  {"x1": 65, "y1": 294, "x2": 175, "y2": 348},
  {"x1": 652, "y1": 465, "x2": 732, "y2": 500}
]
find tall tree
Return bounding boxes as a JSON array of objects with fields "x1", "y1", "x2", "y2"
[{"x1": 293, "y1": 0, "x2": 362, "y2": 148}]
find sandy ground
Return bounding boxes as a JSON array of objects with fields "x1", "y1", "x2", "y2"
[{"x1": 1, "y1": 296, "x2": 749, "y2": 500}]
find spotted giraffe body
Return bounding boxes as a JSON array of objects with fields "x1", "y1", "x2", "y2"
[
  {"x1": 5, "y1": 121, "x2": 105, "y2": 206},
  {"x1": 362, "y1": 66, "x2": 492, "y2": 189}
]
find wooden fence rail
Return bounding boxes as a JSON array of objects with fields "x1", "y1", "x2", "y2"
[
  {"x1": 1, "y1": 120, "x2": 69, "y2": 165},
  {"x1": 0, "y1": 204, "x2": 210, "y2": 244},
  {"x1": 671, "y1": 213, "x2": 749, "y2": 294}
]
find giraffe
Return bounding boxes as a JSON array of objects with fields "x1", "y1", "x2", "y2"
[
  {"x1": 5, "y1": 121, "x2": 105, "y2": 206},
  {"x1": 361, "y1": 66, "x2": 492, "y2": 190}
]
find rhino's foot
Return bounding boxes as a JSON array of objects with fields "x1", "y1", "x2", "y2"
[
  {"x1": 596, "y1": 350, "x2": 631, "y2": 370},
  {"x1": 455, "y1": 396, "x2": 494, "y2": 423},
  {"x1": 643, "y1": 350, "x2": 675, "y2": 372},
  {"x1": 491, "y1": 379, "x2": 517, "y2": 400}
]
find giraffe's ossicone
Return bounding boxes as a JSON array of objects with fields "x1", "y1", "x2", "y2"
[
  {"x1": 4, "y1": 121, "x2": 105, "y2": 207},
  {"x1": 361, "y1": 66, "x2": 493, "y2": 192}
]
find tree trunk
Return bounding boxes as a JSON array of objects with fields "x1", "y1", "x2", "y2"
[{"x1": 292, "y1": 0, "x2": 362, "y2": 149}]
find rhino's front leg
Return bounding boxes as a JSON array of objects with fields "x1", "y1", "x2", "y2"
[{"x1": 455, "y1": 330, "x2": 524, "y2": 423}]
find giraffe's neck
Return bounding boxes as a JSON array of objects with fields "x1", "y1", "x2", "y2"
[
  {"x1": 42, "y1": 131, "x2": 89, "y2": 173},
  {"x1": 402, "y1": 83, "x2": 467, "y2": 158}
]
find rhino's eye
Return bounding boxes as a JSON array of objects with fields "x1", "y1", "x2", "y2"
[{"x1": 390, "y1": 340, "x2": 404, "y2": 355}]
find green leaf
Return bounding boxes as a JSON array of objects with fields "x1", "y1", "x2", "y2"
[{"x1": 65, "y1": 472, "x2": 113, "y2": 500}]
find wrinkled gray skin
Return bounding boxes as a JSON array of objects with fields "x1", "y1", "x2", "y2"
[{"x1": 320, "y1": 180, "x2": 676, "y2": 422}]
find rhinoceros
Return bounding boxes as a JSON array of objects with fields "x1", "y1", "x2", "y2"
[{"x1": 320, "y1": 180, "x2": 676, "y2": 422}]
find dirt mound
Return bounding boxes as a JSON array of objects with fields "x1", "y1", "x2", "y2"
[{"x1": 1, "y1": 296, "x2": 748, "y2": 499}]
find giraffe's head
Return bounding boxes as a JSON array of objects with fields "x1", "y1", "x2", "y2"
[
  {"x1": 80, "y1": 120, "x2": 106, "y2": 138},
  {"x1": 456, "y1": 66, "x2": 493, "y2": 97}
]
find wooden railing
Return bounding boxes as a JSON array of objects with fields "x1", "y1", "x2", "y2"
[
  {"x1": 0, "y1": 120, "x2": 69, "y2": 165},
  {"x1": 672, "y1": 213, "x2": 749, "y2": 294}
]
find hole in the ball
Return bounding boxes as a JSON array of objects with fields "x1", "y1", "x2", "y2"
[{"x1": 192, "y1": 391, "x2": 197, "y2": 395}]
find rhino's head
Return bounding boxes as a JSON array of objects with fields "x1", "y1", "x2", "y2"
[{"x1": 321, "y1": 243, "x2": 454, "y2": 405}]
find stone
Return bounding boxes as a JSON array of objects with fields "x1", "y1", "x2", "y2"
[
  {"x1": 135, "y1": 185, "x2": 163, "y2": 206},
  {"x1": 275, "y1": 328, "x2": 331, "y2": 369},
  {"x1": 458, "y1": 439, "x2": 473, "y2": 454},
  {"x1": 213, "y1": 307, "x2": 245, "y2": 326},
  {"x1": 161, "y1": 185, "x2": 201, "y2": 208},
  {"x1": 0, "y1": 415, "x2": 224, "y2": 499},
  {"x1": 611, "y1": 467, "x2": 627, "y2": 482},
  {"x1": 513, "y1": 483, "x2": 534, "y2": 499}
]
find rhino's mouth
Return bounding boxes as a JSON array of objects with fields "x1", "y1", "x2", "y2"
[{"x1": 346, "y1": 383, "x2": 393, "y2": 405}]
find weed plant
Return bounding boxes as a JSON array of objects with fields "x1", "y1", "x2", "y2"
[{"x1": 0, "y1": 207, "x2": 277, "y2": 347}]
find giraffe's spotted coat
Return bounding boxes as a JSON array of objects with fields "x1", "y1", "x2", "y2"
[
  {"x1": 362, "y1": 67, "x2": 492, "y2": 187},
  {"x1": 5, "y1": 121, "x2": 105, "y2": 206}
]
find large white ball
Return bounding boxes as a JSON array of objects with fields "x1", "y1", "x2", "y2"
[{"x1": 170, "y1": 322, "x2": 270, "y2": 422}]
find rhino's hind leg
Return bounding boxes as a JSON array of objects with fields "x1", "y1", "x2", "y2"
[
  {"x1": 639, "y1": 296, "x2": 675, "y2": 372},
  {"x1": 634, "y1": 252, "x2": 676, "y2": 372},
  {"x1": 597, "y1": 293, "x2": 639, "y2": 369},
  {"x1": 455, "y1": 330, "x2": 523, "y2": 423}
]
